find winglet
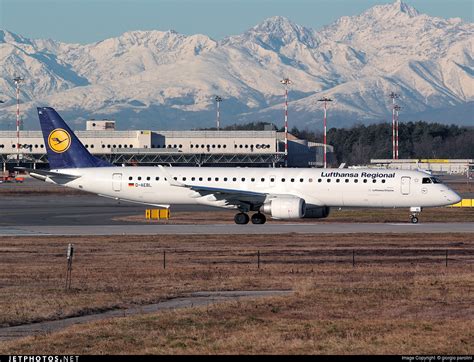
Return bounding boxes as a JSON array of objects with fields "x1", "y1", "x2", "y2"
[{"x1": 158, "y1": 165, "x2": 184, "y2": 187}]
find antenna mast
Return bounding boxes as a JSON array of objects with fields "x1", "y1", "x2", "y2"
[
  {"x1": 13, "y1": 76, "x2": 25, "y2": 164},
  {"x1": 214, "y1": 96, "x2": 222, "y2": 130},
  {"x1": 318, "y1": 97, "x2": 333, "y2": 168},
  {"x1": 280, "y1": 78, "x2": 292, "y2": 167},
  {"x1": 389, "y1": 92, "x2": 399, "y2": 160}
]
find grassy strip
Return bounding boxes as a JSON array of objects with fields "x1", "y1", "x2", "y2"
[{"x1": 1, "y1": 261, "x2": 472, "y2": 354}]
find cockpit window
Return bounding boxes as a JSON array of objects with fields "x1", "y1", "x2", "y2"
[
  {"x1": 422, "y1": 177, "x2": 432, "y2": 184},
  {"x1": 431, "y1": 177, "x2": 442, "y2": 184}
]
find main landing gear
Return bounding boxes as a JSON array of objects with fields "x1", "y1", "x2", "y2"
[
  {"x1": 234, "y1": 212, "x2": 266, "y2": 225},
  {"x1": 409, "y1": 206, "x2": 422, "y2": 224}
]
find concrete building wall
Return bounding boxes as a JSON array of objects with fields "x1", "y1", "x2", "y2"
[{"x1": 1, "y1": 129, "x2": 333, "y2": 168}]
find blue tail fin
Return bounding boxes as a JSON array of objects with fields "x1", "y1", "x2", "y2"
[{"x1": 38, "y1": 107, "x2": 113, "y2": 169}]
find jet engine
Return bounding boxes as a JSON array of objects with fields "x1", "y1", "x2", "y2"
[
  {"x1": 303, "y1": 206, "x2": 331, "y2": 219},
  {"x1": 261, "y1": 197, "x2": 306, "y2": 219}
]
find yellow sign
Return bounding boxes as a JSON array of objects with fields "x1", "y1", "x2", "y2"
[{"x1": 48, "y1": 128, "x2": 71, "y2": 153}]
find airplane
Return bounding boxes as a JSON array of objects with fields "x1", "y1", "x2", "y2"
[{"x1": 19, "y1": 107, "x2": 462, "y2": 225}]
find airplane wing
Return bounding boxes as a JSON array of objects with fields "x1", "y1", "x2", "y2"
[
  {"x1": 187, "y1": 184, "x2": 270, "y2": 210},
  {"x1": 158, "y1": 165, "x2": 285, "y2": 210}
]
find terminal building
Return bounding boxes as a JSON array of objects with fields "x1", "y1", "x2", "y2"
[{"x1": 0, "y1": 120, "x2": 334, "y2": 171}]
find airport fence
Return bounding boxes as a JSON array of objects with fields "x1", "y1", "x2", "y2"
[{"x1": 154, "y1": 248, "x2": 474, "y2": 269}]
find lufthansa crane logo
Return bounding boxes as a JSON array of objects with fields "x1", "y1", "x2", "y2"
[{"x1": 48, "y1": 128, "x2": 71, "y2": 153}]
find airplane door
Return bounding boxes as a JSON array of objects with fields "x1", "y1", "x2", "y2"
[
  {"x1": 112, "y1": 173, "x2": 122, "y2": 192},
  {"x1": 401, "y1": 176, "x2": 410, "y2": 195}
]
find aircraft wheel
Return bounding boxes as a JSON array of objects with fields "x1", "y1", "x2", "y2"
[
  {"x1": 251, "y1": 213, "x2": 266, "y2": 225},
  {"x1": 411, "y1": 216, "x2": 419, "y2": 224},
  {"x1": 234, "y1": 212, "x2": 250, "y2": 225}
]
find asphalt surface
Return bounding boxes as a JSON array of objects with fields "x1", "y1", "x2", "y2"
[
  {"x1": 1, "y1": 222, "x2": 473, "y2": 236},
  {"x1": 0, "y1": 193, "x2": 217, "y2": 226}
]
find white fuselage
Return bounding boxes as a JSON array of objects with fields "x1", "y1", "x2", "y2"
[{"x1": 45, "y1": 166, "x2": 461, "y2": 210}]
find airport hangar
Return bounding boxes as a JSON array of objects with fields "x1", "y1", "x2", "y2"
[{"x1": 0, "y1": 120, "x2": 335, "y2": 171}]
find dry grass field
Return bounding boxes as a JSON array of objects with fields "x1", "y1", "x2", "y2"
[{"x1": 0, "y1": 233, "x2": 473, "y2": 354}]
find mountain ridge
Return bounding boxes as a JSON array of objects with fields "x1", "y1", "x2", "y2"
[{"x1": 0, "y1": 0, "x2": 472, "y2": 130}]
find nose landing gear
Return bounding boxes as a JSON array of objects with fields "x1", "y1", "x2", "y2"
[{"x1": 409, "y1": 206, "x2": 422, "y2": 224}]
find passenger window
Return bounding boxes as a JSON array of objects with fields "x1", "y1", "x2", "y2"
[
  {"x1": 381, "y1": 180, "x2": 385, "y2": 183},
  {"x1": 345, "y1": 179, "x2": 349, "y2": 183},
  {"x1": 199, "y1": 177, "x2": 203, "y2": 181},
  {"x1": 309, "y1": 178, "x2": 313, "y2": 183},
  {"x1": 215, "y1": 177, "x2": 219, "y2": 181},
  {"x1": 270, "y1": 178, "x2": 275, "y2": 182},
  {"x1": 281, "y1": 178, "x2": 285, "y2": 182},
  {"x1": 138, "y1": 177, "x2": 142, "y2": 181},
  {"x1": 354, "y1": 179, "x2": 358, "y2": 183},
  {"x1": 224, "y1": 177, "x2": 228, "y2": 181},
  {"x1": 363, "y1": 179, "x2": 367, "y2": 183},
  {"x1": 182, "y1": 177, "x2": 186, "y2": 181},
  {"x1": 291, "y1": 178, "x2": 295, "y2": 182},
  {"x1": 191, "y1": 177, "x2": 195, "y2": 181},
  {"x1": 422, "y1": 178, "x2": 432, "y2": 184},
  {"x1": 241, "y1": 178, "x2": 245, "y2": 182},
  {"x1": 317, "y1": 179, "x2": 321, "y2": 183},
  {"x1": 233, "y1": 177, "x2": 237, "y2": 181},
  {"x1": 327, "y1": 179, "x2": 331, "y2": 183},
  {"x1": 208, "y1": 177, "x2": 211, "y2": 181},
  {"x1": 147, "y1": 177, "x2": 151, "y2": 181},
  {"x1": 155, "y1": 177, "x2": 159, "y2": 181},
  {"x1": 300, "y1": 178, "x2": 304, "y2": 182},
  {"x1": 372, "y1": 179, "x2": 376, "y2": 183},
  {"x1": 251, "y1": 178, "x2": 255, "y2": 182},
  {"x1": 261, "y1": 178, "x2": 265, "y2": 182},
  {"x1": 336, "y1": 179, "x2": 340, "y2": 183},
  {"x1": 129, "y1": 176, "x2": 133, "y2": 180}
]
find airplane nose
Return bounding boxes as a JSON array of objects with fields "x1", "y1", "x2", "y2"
[
  {"x1": 440, "y1": 188, "x2": 462, "y2": 205},
  {"x1": 451, "y1": 191, "x2": 462, "y2": 204}
]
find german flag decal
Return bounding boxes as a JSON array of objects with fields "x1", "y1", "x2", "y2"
[{"x1": 128, "y1": 183, "x2": 134, "y2": 187}]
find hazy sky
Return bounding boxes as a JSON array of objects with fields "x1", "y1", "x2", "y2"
[{"x1": 1, "y1": 0, "x2": 473, "y2": 44}]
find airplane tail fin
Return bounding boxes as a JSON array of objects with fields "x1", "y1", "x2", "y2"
[{"x1": 37, "y1": 107, "x2": 112, "y2": 169}]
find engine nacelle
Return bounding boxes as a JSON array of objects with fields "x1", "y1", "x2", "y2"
[
  {"x1": 303, "y1": 206, "x2": 331, "y2": 219},
  {"x1": 261, "y1": 197, "x2": 306, "y2": 219}
]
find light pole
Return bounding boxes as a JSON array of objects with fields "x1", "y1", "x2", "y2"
[
  {"x1": 13, "y1": 76, "x2": 24, "y2": 164},
  {"x1": 280, "y1": 78, "x2": 292, "y2": 167},
  {"x1": 394, "y1": 104, "x2": 401, "y2": 160},
  {"x1": 318, "y1": 97, "x2": 333, "y2": 168},
  {"x1": 389, "y1": 92, "x2": 399, "y2": 160},
  {"x1": 214, "y1": 96, "x2": 222, "y2": 130}
]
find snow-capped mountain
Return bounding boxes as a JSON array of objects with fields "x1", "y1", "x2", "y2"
[{"x1": 0, "y1": 0, "x2": 472, "y2": 130}]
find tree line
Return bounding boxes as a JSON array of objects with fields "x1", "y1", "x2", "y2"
[{"x1": 209, "y1": 121, "x2": 474, "y2": 165}]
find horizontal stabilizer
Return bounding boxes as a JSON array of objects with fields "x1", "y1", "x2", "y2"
[{"x1": 15, "y1": 167, "x2": 81, "y2": 181}]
